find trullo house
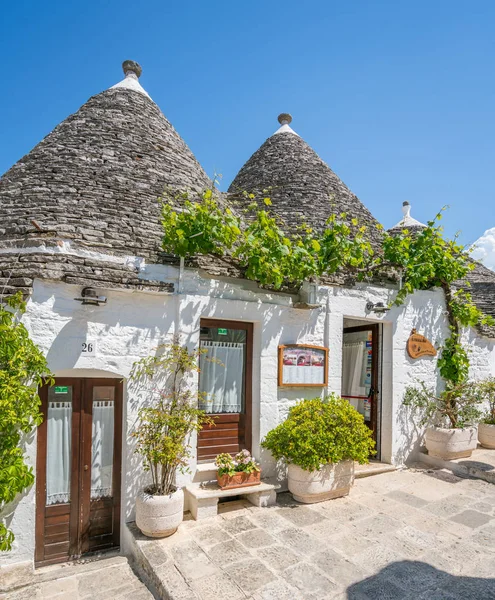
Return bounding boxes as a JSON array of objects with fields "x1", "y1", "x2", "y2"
[{"x1": 1, "y1": 60, "x2": 495, "y2": 572}]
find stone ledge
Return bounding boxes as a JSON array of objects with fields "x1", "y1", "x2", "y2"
[
  {"x1": 417, "y1": 447, "x2": 495, "y2": 484},
  {"x1": 185, "y1": 482, "x2": 279, "y2": 520}
]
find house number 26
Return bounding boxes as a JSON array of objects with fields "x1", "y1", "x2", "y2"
[{"x1": 81, "y1": 341, "x2": 96, "y2": 356}]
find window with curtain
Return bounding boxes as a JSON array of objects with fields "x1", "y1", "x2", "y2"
[
  {"x1": 199, "y1": 326, "x2": 246, "y2": 414},
  {"x1": 91, "y1": 387, "x2": 115, "y2": 499},
  {"x1": 46, "y1": 387, "x2": 72, "y2": 505}
]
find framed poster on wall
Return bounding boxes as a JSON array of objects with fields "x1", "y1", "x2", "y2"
[{"x1": 278, "y1": 344, "x2": 328, "y2": 387}]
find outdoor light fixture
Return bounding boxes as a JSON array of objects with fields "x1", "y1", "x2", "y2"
[
  {"x1": 366, "y1": 301, "x2": 389, "y2": 314},
  {"x1": 74, "y1": 287, "x2": 107, "y2": 306}
]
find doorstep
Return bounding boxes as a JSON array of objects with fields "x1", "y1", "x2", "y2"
[
  {"x1": 355, "y1": 460, "x2": 396, "y2": 478},
  {"x1": 417, "y1": 446, "x2": 495, "y2": 484},
  {"x1": 185, "y1": 481, "x2": 279, "y2": 520}
]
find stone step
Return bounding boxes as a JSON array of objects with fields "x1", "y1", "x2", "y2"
[
  {"x1": 417, "y1": 447, "x2": 495, "y2": 484},
  {"x1": 192, "y1": 462, "x2": 217, "y2": 484},
  {"x1": 355, "y1": 460, "x2": 396, "y2": 478}
]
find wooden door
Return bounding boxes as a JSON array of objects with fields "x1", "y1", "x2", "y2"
[
  {"x1": 35, "y1": 378, "x2": 122, "y2": 567},
  {"x1": 197, "y1": 319, "x2": 253, "y2": 461},
  {"x1": 341, "y1": 324, "x2": 380, "y2": 446}
]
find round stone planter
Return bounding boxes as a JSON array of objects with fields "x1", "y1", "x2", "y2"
[
  {"x1": 287, "y1": 461, "x2": 355, "y2": 504},
  {"x1": 478, "y1": 423, "x2": 495, "y2": 449},
  {"x1": 425, "y1": 426, "x2": 478, "y2": 460},
  {"x1": 136, "y1": 487, "x2": 184, "y2": 538}
]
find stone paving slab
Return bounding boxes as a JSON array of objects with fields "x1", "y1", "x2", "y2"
[
  {"x1": 0, "y1": 556, "x2": 154, "y2": 600},
  {"x1": 128, "y1": 466, "x2": 495, "y2": 600}
]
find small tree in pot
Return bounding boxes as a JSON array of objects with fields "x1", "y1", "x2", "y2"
[
  {"x1": 261, "y1": 395, "x2": 375, "y2": 503},
  {"x1": 477, "y1": 377, "x2": 495, "y2": 449},
  {"x1": 403, "y1": 380, "x2": 482, "y2": 460},
  {"x1": 131, "y1": 340, "x2": 211, "y2": 537}
]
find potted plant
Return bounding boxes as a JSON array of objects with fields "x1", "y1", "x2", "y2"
[
  {"x1": 261, "y1": 395, "x2": 375, "y2": 503},
  {"x1": 403, "y1": 380, "x2": 482, "y2": 460},
  {"x1": 130, "y1": 340, "x2": 212, "y2": 537},
  {"x1": 477, "y1": 377, "x2": 495, "y2": 449},
  {"x1": 215, "y1": 450, "x2": 261, "y2": 490}
]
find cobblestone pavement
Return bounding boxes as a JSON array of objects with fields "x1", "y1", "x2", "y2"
[
  {"x1": 130, "y1": 466, "x2": 495, "y2": 600},
  {"x1": 1, "y1": 555, "x2": 153, "y2": 600}
]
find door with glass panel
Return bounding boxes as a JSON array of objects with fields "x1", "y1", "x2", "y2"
[
  {"x1": 35, "y1": 378, "x2": 122, "y2": 566},
  {"x1": 341, "y1": 325, "x2": 379, "y2": 447},
  {"x1": 198, "y1": 320, "x2": 253, "y2": 461}
]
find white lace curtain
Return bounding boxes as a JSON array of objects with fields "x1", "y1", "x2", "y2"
[
  {"x1": 341, "y1": 342, "x2": 366, "y2": 410},
  {"x1": 91, "y1": 400, "x2": 114, "y2": 499},
  {"x1": 46, "y1": 401, "x2": 72, "y2": 505},
  {"x1": 199, "y1": 341, "x2": 245, "y2": 413}
]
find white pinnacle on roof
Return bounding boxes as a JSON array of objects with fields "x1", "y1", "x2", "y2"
[
  {"x1": 391, "y1": 201, "x2": 426, "y2": 230},
  {"x1": 110, "y1": 60, "x2": 151, "y2": 99},
  {"x1": 272, "y1": 113, "x2": 300, "y2": 137}
]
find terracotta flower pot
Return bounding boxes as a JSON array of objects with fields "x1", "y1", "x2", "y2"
[
  {"x1": 217, "y1": 470, "x2": 261, "y2": 490},
  {"x1": 425, "y1": 426, "x2": 478, "y2": 460},
  {"x1": 136, "y1": 487, "x2": 184, "y2": 538},
  {"x1": 478, "y1": 423, "x2": 495, "y2": 449},
  {"x1": 288, "y1": 461, "x2": 355, "y2": 504}
]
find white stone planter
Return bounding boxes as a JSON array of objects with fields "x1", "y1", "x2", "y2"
[
  {"x1": 136, "y1": 487, "x2": 184, "y2": 538},
  {"x1": 287, "y1": 461, "x2": 355, "y2": 504},
  {"x1": 478, "y1": 423, "x2": 495, "y2": 449},
  {"x1": 425, "y1": 426, "x2": 478, "y2": 460}
]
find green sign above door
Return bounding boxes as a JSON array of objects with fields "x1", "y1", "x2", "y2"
[
  {"x1": 54, "y1": 386, "x2": 69, "y2": 394},
  {"x1": 217, "y1": 328, "x2": 228, "y2": 335}
]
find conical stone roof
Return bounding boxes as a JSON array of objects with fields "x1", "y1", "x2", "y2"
[
  {"x1": 0, "y1": 60, "x2": 210, "y2": 296},
  {"x1": 228, "y1": 114, "x2": 382, "y2": 246}
]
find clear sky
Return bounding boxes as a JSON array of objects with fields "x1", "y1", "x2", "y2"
[{"x1": 2, "y1": 0, "x2": 495, "y2": 250}]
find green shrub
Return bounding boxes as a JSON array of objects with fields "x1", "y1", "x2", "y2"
[
  {"x1": 477, "y1": 378, "x2": 495, "y2": 425},
  {"x1": 403, "y1": 380, "x2": 483, "y2": 429},
  {"x1": 261, "y1": 395, "x2": 375, "y2": 472}
]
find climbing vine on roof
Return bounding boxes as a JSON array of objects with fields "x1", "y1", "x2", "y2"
[
  {"x1": 161, "y1": 188, "x2": 494, "y2": 388},
  {"x1": 0, "y1": 293, "x2": 53, "y2": 551}
]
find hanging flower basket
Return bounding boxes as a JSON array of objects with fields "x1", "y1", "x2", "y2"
[
  {"x1": 215, "y1": 450, "x2": 261, "y2": 490},
  {"x1": 217, "y1": 469, "x2": 261, "y2": 490}
]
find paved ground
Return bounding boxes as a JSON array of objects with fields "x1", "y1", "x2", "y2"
[
  {"x1": 130, "y1": 466, "x2": 495, "y2": 600},
  {"x1": 1, "y1": 555, "x2": 153, "y2": 600},
  {"x1": 3, "y1": 466, "x2": 495, "y2": 599}
]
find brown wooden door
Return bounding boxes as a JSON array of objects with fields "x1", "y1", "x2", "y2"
[
  {"x1": 197, "y1": 319, "x2": 253, "y2": 461},
  {"x1": 35, "y1": 378, "x2": 122, "y2": 567},
  {"x1": 341, "y1": 324, "x2": 380, "y2": 447}
]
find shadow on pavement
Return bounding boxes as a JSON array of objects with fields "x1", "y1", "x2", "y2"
[{"x1": 346, "y1": 560, "x2": 495, "y2": 599}]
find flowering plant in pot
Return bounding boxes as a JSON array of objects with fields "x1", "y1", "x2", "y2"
[
  {"x1": 261, "y1": 395, "x2": 375, "y2": 503},
  {"x1": 215, "y1": 450, "x2": 261, "y2": 490},
  {"x1": 477, "y1": 377, "x2": 495, "y2": 449},
  {"x1": 130, "y1": 340, "x2": 212, "y2": 537},
  {"x1": 403, "y1": 380, "x2": 482, "y2": 460}
]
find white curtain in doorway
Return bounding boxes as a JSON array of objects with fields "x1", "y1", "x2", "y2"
[
  {"x1": 91, "y1": 400, "x2": 115, "y2": 499},
  {"x1": 199, "y1": 341, "x2": 244, "y2": 413},
  {"x1": 341, "y1": 342, "x2": 366, "y2": 409},
  {"x1": 46, "y1": 401, "x2": 72, "y2": 505}
]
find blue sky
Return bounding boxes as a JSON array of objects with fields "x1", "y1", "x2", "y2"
[{"x1": 2, "y1": 0, "x2": 495, "y2": 248}]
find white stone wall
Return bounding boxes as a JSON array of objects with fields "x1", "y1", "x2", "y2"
[{"x1": 2, "y1": 269, "x2": 495, "y2": 569}]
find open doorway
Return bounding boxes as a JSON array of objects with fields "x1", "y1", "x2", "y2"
[{"x1": 341, "y1": 321, "x2": 381, "y2": 459}]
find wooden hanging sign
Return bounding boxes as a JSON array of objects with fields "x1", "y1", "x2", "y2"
[{"x1": 407, "y1": 329, "x2": 437, "y2": 359}]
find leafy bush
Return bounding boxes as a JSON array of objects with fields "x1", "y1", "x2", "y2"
[
  {"x1": 0, "y1": 293, "x2": 53, "y2": 551},
  {"x1": 130, "y1": 340, "x2": 212, "y2": 496},
  {"x1": 403, "y1": 381, "x2": 483, "y2": 429},
  {"x1": 477, "y1": 378, "x2": 495, "y2": 425},
  {"x1": 261, "y1": 395, "x2": 375, "y2": 472},
  {"x1": 215, "y1": 450, "x2": 260, "y2": 477}
]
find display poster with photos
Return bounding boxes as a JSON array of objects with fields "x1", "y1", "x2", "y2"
[{"x1": 278, "y1": 345, "x2": 328, "y2": 387}]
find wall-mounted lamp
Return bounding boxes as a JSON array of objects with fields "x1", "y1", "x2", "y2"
[
  {"x1": 74, "y1": 287, "x2": 107, "y2": 306},
  {"x1": 366, "y1": 301, "x2": 389, "y2": 314}
]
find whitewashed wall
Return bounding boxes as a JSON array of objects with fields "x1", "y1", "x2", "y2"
[{"x1": 2, "y1": 268, "x2": 495, "y2": 569}]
